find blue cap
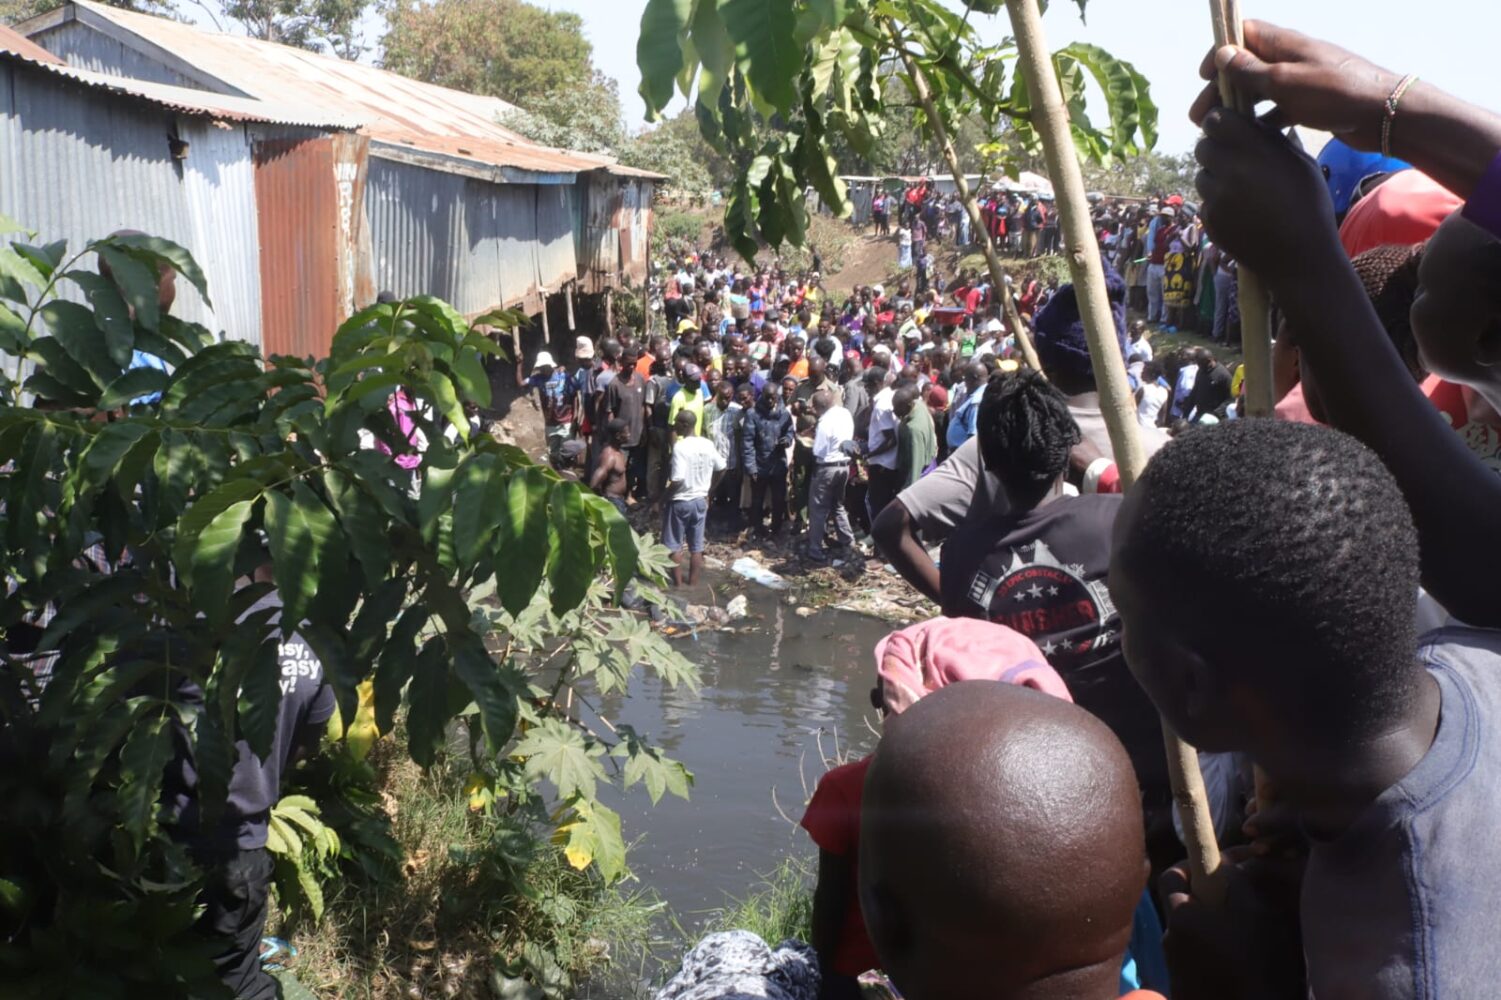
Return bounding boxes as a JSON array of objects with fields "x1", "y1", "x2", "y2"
[{"x1": 1317, "y1": 138, "x2": 1409, "y2": 217}]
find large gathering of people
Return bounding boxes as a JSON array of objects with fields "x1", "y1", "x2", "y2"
[{"x1": 651, "y1": 17, "x2": 1501, "y2": 1000}]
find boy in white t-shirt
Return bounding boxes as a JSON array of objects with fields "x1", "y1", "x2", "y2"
[{"x1": 663, "y1": 410, "x2": 726, "y2": 587}]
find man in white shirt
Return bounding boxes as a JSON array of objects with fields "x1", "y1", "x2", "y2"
[
  {"x1": 663, "y1": 410, "x2": 725, "y2": 587},
  {"x1": 864, "y1": 366, "x2": 900, "y2": 521},
  {"x1": 807, "y1": 390, "x2": 856, "y2": 561}
]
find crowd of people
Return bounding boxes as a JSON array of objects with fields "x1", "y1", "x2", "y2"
[{"x1": 654, "y1": 17, "x2": 1501, "y2": 1000}]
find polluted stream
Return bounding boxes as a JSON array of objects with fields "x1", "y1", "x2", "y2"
[{"x1": 588, "y1": 581, "x2": 892, "y2": 931}]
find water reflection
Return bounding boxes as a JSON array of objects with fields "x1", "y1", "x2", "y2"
[{"x1": 593, "y1": 592, "x2": 893, "y2": 925}]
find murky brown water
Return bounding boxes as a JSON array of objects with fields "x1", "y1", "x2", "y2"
[{"x1": 592, "y1": 588, "x2": 893, "y2": 925}]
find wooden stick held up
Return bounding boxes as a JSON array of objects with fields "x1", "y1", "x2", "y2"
[
  {"x1": 1211, "y1": 0, "x2": 1276, "y2": 418},
  {"x1": 1005, "y1": 0, "x2": 1227, "y2": 904}
]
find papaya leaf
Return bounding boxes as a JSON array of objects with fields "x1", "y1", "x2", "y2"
[{"x1": 514, "y1": 718, "x2": 607, "y2": 801}]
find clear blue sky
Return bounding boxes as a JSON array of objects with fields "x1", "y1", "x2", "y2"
[{"x1": 541, "y1": 0, "x2": 1499, "y2": 153}]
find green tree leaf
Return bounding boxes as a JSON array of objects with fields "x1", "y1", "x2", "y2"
[
  {"x1": 107, "y1": 233, "x2": 212, "y2": 309},
  {"x1": 173, "y1": 478, "x2": 265, "y2": 612},
  {"x1": 451, "y1": 637, "x2": 520, "y2": 750},
  {"x1": 40, "y1": 301, "x2": 117, "y2": 388},
  {"x1": 325, "y1": 469, "x2": 392, "y2": 588},
  {"x1": 97, "y1": 367, "x2": 169, "y2": 410},
  {"x1": 264, "y1": 481, "x2": 341, "y2": 633},
  {"x1": 636, "y1": 0, "x2": 693, "y2": 116},
  {"x1": 582, "y1": 493, "x2": 637, "y2": 602},
  {"x1": 450, "y1": 452, "x2": 499, "y2": 569},
  {"x1": 374, "y1": 604, "x2": 427, "y2": 734},
  {"x1": 116, "y1": 712, "x2": 173, "y2": 855},
  {"x1": 554, "y1": 797, "x2": 626, "y2": 883},
  {"x1": 546, "y1": 480, "x2": 593, "y2": 615},
  {"x1": 722, "y1": 0, "x2": 800, "y2": 114},
  {"x1": 63, "y1": 271, "x2": 134, "y2": 367},
  {"x1": 495, "y1": 466, "x2": 550, "y2": 616},
  {"x1": 405, "y1": 637, "x2": 450, "y2": 769},
  {"x1": 237, "y1": 637, "x2": 283, "y2": 760},
  {"x1": 97, "y1": 247, "x2": 161, "y2": 332}
]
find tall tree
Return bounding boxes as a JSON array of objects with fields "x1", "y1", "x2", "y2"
[
  {"x1": 381, "y1": 0, "x2": 592, "y2": 105},
  {"x1": 218, "y1": 0, "x2": 371, "y2": 57},
  {"x1": 498, "y1": 75, "x2": 713, "y2": 197},
  {"x1": 0, "y1": 0, "x2": 171, "y2": 26}
]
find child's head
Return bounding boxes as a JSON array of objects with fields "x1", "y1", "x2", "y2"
[
  {"x1": 860, "y1": 681, "x2": 1146, "y2": 1000},
  {"x1": 1109, "y1": 420, "x2": 1421, "y2": 757},
  {"x1": 1411, "y1": 211, "x2": 1501, "y2": 412}
]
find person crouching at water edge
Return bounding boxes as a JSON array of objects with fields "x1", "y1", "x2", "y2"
[{"x1": 800, "y1": 617, "x2": 1168, "y2": 1000}]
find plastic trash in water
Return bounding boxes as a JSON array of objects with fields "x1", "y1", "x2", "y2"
[
  {"x1": 731, "y1": 556, "x2": 789, "y2": 590},
  {"x1": 725, "y1": 595, "x2": 749, "y2": 620}
]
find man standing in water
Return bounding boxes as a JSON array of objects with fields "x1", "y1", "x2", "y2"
[{"x1": 663, "y1": 410, "x2": 725, "y2": 587}]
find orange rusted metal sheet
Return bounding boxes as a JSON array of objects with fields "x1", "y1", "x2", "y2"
[{"x1": 253, "y1": 135, "x2": 342, "y2": 360}]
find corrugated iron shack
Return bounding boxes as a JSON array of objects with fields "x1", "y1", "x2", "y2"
[{"x1": 8, "y1": 1, "x2": 661, "y2": 360}]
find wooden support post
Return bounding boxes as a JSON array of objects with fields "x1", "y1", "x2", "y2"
[
  {"x1": 566, "y1": 282, "x2": 577, "y2": 332},
  {"x1": 605, "y1": 287, "x2": 614, "y2": 333},
  {"x1": 1006, "y1": 0, "x2": 1226, "y2": 904}
]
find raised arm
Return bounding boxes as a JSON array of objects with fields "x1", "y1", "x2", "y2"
[{"x1": 1195, "y1": 106, "x2": 1501, "y2": 626}]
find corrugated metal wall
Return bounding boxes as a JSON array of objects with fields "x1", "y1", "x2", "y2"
[
  {"x1": 366, "y1": 154, "x2": 581, "y2": 316},
  {"x1": 253, "y1": 135, "x2": 342, "y2": 358},
  {"x1": 0, "y1": 62, "x2": 259, "y2": 343},
  {"x1": 179, "y1": 117, "x2": 262, "y2": 344},
  {"x1": 535, "y1": 183, "x2": 577, "y2": 299},
  {"x1": 31, "y1": 20, "x2": 223, "y2": 93},
  {"x1": 577, "y1": 173, "x2": 620, "y2": 294},
  {"x1": 365, "y1": 156, "x2": 466, "y2": 304},
  {"x1": 617, "y1": 179, "x2": 651, "y2": 288}
]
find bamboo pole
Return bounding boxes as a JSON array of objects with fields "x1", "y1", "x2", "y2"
[
  {"x1": 1005, "y1": 0, "x2": 1226, "y2": 904},
  {"x1": 887, "y1": 24, "x2": 1044, "y2": 375},
  {"x1": 1210, "y1": 0, "x2": 1275, "y2": 418}
]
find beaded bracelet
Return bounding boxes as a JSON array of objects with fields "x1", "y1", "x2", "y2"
[{"x1": 1382, "y1": 73, "x2": 1420, "y2": 159}]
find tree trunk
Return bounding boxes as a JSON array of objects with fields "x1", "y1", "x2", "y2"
[
  {"x1": 1006, "y1": 0, "x2": 1226, "y2": 904},
  {"x1": 888, "y1": 26, "x2": 1044, "y2": 375}
]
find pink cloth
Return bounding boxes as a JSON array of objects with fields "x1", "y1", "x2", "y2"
[
  {"x1": 1273, "y1": 383, "x2": 1319, "y2": 425},
  {"x1": 378, "y1": 389, "x2": 425, "y2": 470},
  {"x1": 875, "y1": 617, "x2": 1073, "y2": 716},
  {"x1": 1339, "y1": 170, "x2": 1462, "y2": 258}
]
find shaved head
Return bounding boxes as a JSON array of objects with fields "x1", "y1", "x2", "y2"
[{"x1": 860, "y1": 682, "x2": 1146, "y2": 1000}]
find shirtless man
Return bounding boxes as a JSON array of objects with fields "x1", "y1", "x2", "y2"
[{"x1": 589, "y1": 418, "x2": 630, "y2": 514}]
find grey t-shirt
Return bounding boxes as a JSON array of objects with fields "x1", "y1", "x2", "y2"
[
  {"x1": 1302, "y1": 626, "x2": 1501, "y2": 999},
  {"x1": 897, "y1": 399, "x2": 1170, "y2": 543}
]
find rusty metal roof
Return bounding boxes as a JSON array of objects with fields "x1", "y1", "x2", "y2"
[
  {"x1": 0, "y1": 22, "x2": 361, "y2": 127},
  {"x1": 41, "y1": 0, "x2": 662, "y2": 181},
  {"x1": 0, "y1": 24, "x2": 62, "y2": 64}
]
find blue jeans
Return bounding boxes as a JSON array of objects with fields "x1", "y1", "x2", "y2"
[
  {"x1": 662, "y1": 497, "x2": 708, "y2": 553},
  {"x1": 1146, "y1": 263, "x2": 1166, "y2": 323},
  {"x1": 1213, "y1": 269, "x2": 1236, "y2": 342}
]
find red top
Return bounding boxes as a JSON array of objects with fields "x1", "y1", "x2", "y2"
[{"x1": 800, "y1": 756, "x2": 878, "y2": 977}]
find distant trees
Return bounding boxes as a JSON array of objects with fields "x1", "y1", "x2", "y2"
[{"x1": 380, "y1": 0, "x2": 592, "y2": 107}]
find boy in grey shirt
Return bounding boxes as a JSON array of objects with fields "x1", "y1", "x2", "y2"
[{"x1": 1110, "y1": 418, "x2": 1501, "y2": 999}]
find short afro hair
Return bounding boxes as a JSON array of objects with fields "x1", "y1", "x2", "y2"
[{"x1": 1127, "y1": 419, "x2": 1420, "y2": 734}]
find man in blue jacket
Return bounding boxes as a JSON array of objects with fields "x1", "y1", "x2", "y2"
[{"x1": 741, "y1": 389, "x2": 794, "y2": 536}]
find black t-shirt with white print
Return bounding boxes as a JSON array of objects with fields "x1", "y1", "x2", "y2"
[{"x1": 939, "y1": 494, "x2": 1169, "y2": 804}]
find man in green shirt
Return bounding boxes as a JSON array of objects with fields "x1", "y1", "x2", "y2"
[{"x1": 894, "y1": 386, "x2": 937, "y2": 489}]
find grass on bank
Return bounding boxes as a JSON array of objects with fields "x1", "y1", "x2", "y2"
[
  {"x1": 705, "y1": 855, "x2": 816, "y2": 947},
  {"x1": 280, "y1": 739, "x2": 664, "y2": 1000}
]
